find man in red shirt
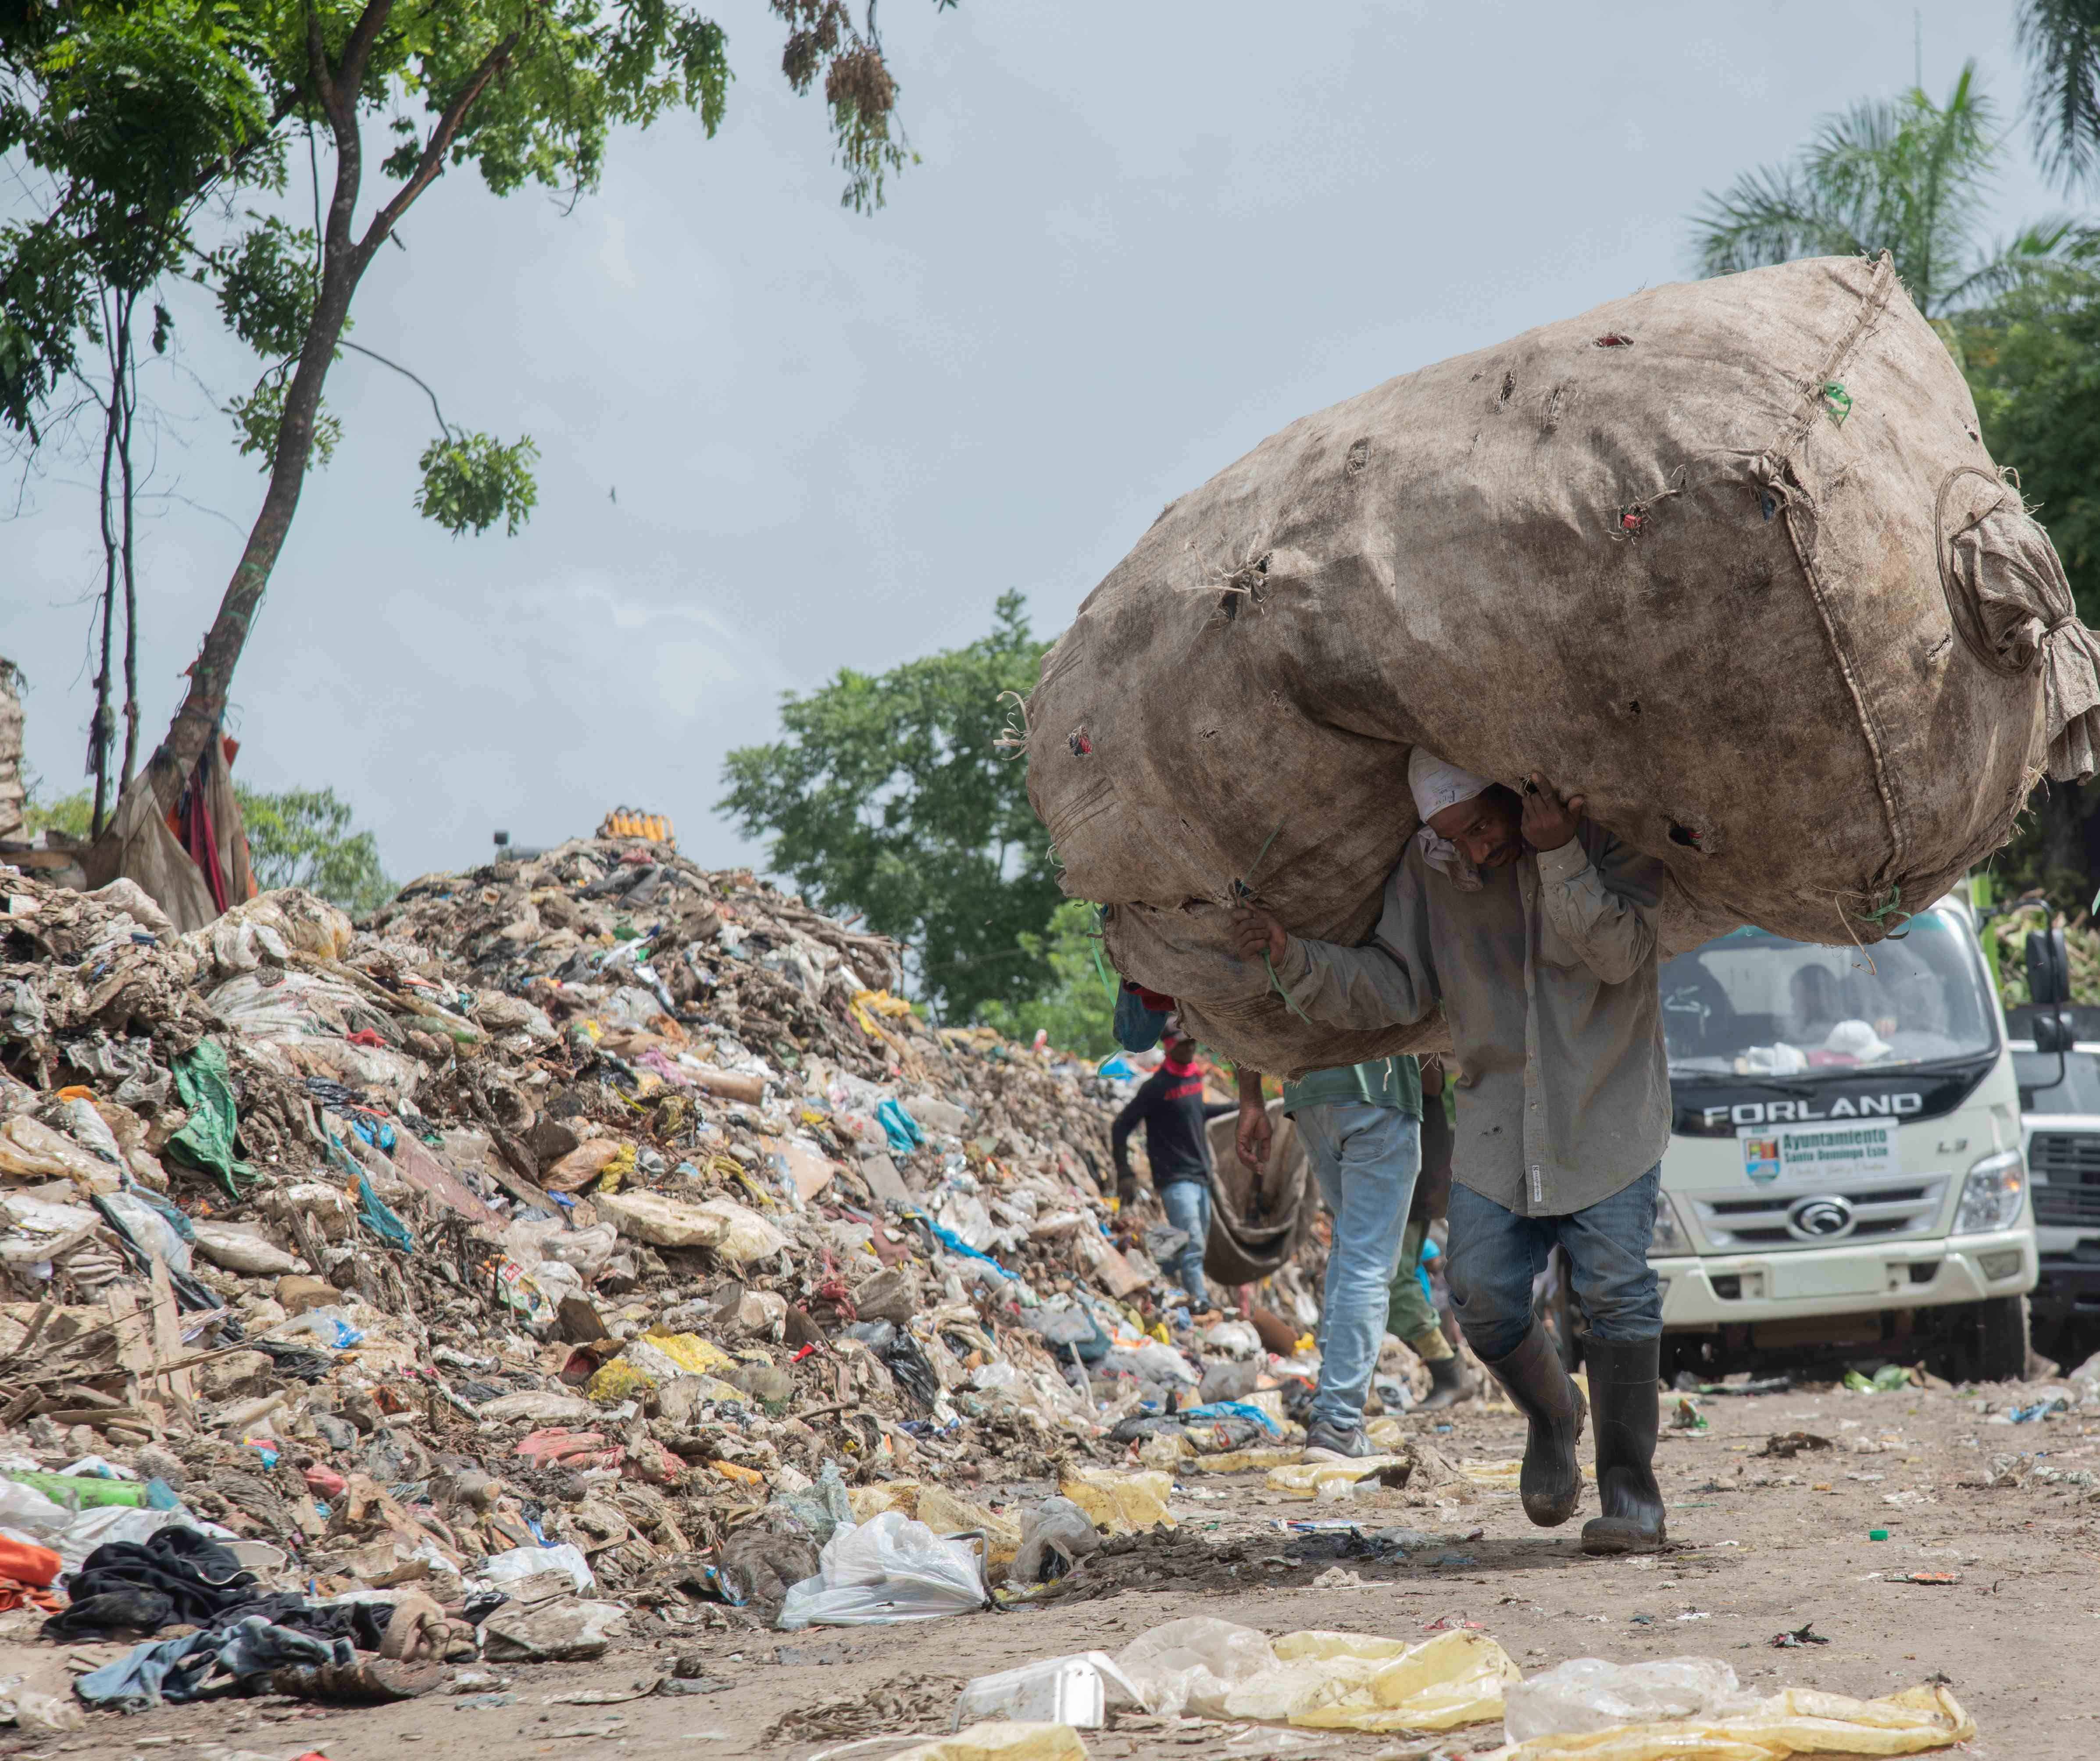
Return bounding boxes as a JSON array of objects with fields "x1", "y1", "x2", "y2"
[{"x1": 1112, "y1": 1023, "x2": 1237, "y2": 1305}]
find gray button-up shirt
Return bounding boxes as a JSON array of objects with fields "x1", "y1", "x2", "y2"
[{"x1": 1271, "y1": 823, "x2": 1670, "y2": 1216}]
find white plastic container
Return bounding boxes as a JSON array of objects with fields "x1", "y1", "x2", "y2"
[{"x1": 951, "y1": 1653, "x2": 1142, "y2": 1730}]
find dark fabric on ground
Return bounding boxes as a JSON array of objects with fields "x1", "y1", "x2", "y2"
[{"x1": 43, "y1": 1527, "x2": 254, "y2": 1640}]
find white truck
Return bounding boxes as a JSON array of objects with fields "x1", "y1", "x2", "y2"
[{"x1": 1642, "y1": 890, "x2": 2036, "y2": 1383}]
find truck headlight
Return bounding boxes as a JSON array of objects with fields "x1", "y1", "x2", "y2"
[
  {"x1": 1650, "y1": 1193, "x2": 1691, "y2": 1257},
  {"x1": 1955, "y1": 1149, "x2": 2025, "y2": 1234}
]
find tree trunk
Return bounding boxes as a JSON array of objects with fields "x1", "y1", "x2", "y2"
[
  {"x1": 87, "y1": 293, "x2": 124, "y2": 838},
  {"x1": 136, "y1": 1, "x2": 512, "y2": 815},
  {"x1": 118, "y1": 293, "x2": 140, "y2": 789}
]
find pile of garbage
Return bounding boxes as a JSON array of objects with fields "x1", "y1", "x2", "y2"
[{"x1": 0, "y1": 830, "x2": 1355, "y2": 1723}]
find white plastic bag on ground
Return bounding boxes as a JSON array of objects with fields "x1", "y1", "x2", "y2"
[
  {"x1": 775, "y1": 1510, "x2": 986, "y2": 1629},
  {"x1": 1501, "y1": 1657, "x2": 1758, "y2": 1741},
  {"x1": 472, "y1": 1541, "x2": 596, "y2": 1594},
  {"x1": 1115, "y1": 1616, "x2": 1278, "y2": 1717},
  {"x1": 189, "y1": 1219, "x2": 300, "y2": 1276}
]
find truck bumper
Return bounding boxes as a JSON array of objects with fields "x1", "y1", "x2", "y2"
[{"x1": 1653, "y1": 1228, "x2": 2037, "y2": 1330}]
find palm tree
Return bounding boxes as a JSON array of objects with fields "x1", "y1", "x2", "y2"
[
  {"x1": 2020, "y1": 0, "x2": 2100, "y2": 191},
  {"x1": 1691, "y1": 61, "x2": 2080, "y2": 316}
]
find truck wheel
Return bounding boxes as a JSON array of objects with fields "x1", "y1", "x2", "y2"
[{"x1": 1971, "y1": 1294, "x2": 2031, "y2": 1383}]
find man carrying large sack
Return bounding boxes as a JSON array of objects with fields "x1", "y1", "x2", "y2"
[
  {"x1": 1230, "y1": 750, "x2": 1670, "y2": 1554},
  {"x1": 1234, "y1": 1053, "x2": 1424, "y2": 1462}
]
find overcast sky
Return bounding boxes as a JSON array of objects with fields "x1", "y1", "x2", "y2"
[{"x1": 2, "y1": 0, "x2": 2066, "y2": 884}]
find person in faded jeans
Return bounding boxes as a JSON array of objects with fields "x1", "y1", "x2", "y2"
[
  {"x1": 1231, "y1": 749, "x2": 1671, "y2": 1555},
  {"x1": 1111, "y1": 1023, "x2": 1237, "y2": 1306},
  {"x1": 1236, "y1": 1055, "x2": 1422, "y2": 1459}
]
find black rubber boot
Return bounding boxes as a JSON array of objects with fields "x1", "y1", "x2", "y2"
[
  {"x1": 1414, "y1": 1353, "x2": 1468, "y2": 1412},
  {"x1": 1477, "y1": 1324, "x2": 1587, "y2": 1526},
  {"x1": 1580, "y1": 1336, "x2": 1667, "y2": 1555}
]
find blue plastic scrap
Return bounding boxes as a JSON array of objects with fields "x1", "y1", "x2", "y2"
[
  {"x1": 876, "y1": 1098, "x2": 924, "y2": 1155},
  {"x1": 1175, "y1": 1399, "x2": 1284, "y2": 1438}
]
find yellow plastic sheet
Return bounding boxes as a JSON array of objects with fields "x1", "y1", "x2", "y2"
[
  {"x1": 1278, "y1": 1629, "x2": 1521, "y2": 1732},
  {"x1": 1264, "y1": 1457, "x2": 1408, "y2": 1498},
  {"x1": 586, "y1": 1360, "x2": 657, "y2": 1404},
  {"x1": 1184, "y1": 1446, "x2": 1303, "y2": 1475},
  {"x1": 640, "y1": 1330, "x2": 737, "y2": 1376},
  {"x1": 884, "y1": 1723, "x2": 1087, "y2": 1761},
  {"x1": 1459, "y1": 1457, "x2": 1596, "y2": 1487},
  {"x1": 1059, "y1": 1467, "x2": 1174, "y2": 1531},
  {"x1": 1477, "y1": 1683, "x2": 1974, "y2": 1761}
]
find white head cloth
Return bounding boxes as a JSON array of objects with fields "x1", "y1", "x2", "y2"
[{"x1": 1407, "y1": 747, "x2": 1492, "y2": 891}]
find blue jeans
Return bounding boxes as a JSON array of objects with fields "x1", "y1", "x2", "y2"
[
  {"x1": 1444, "y1": 1166, "x2": 1664, "y2": 1361},
  {"x1": 1295, "y1": 1102, "x2": 1419, "y2": 1430},
  {"x1": 1158, "y1": 1178, "x2": 1212, "y2": 1305}
]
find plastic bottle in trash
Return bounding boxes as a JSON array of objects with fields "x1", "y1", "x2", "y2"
[{"x1": 0, "y1": 1470, "x2": 147, "y2": 1509}]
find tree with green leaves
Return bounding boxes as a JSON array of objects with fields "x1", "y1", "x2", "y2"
[
  {"x1": 234, "y1": 784, "x2": 393, "y2": 914},
  {"x1": 2021, "y1": 0, "x2": 2100, "y2": 191},
  {"x1": 720, "y1": 591, "x2": 1058, "y2": 1022},
  {"x1": 977, "y1": 897, "x2": 1119, "y2": 1057},
  {"x1": 1954, "y1": 265, "x2": 2100, "y2": 909},
  {"x1": 0, "y1": 0, "x2": 947, "y2": 832},
  {"x1": 1690, "y1": 61, "x2": 2085, "y2": 317}
]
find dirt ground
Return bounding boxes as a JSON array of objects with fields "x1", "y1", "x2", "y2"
[{"x1": 5, "y1": 1373, "x2": 2093, "y2": 1761}]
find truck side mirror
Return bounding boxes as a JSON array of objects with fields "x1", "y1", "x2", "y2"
[
  {"x1": 2026, "y1": 928, "x2": 2071, "y2": 1007},
  {"x1": 2035, "y1": 1008, "x2": 2075, "y2": 1053}
]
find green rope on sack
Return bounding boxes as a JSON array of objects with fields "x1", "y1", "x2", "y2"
[
  {"x1": 1859, "y1": 883, "x2": 1911, "y2": 928},
  {"x1": 1821, "y1": 381, "x2": 1853, "y2": 424},
  {"x1": 1230, "y1": 818, "x2": 1312, "y2": 1022},
  {"x1": 1267, "y1": 950, "x2": 1317, "y2": 1024},
  {"x1": 1089, "y1": 906, "x2": 1118, "y2": 1004}
]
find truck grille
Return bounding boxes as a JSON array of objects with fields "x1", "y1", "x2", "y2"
[
  {"x1": 2029, "y1": 1132, "x2": 2100, "y2": 1227},
  {"x1": 1688, "y1": 1176, "x2": 1947, "y2": 1250}
]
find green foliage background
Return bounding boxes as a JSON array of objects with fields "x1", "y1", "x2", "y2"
[{"x1": 720, "y1": 592, "x2": 1062, "y2": 1024}]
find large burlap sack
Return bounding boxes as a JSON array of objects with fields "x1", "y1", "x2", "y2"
[{"x1": 1026, "y1": 255, "x2": 2100, "y2": 1075}]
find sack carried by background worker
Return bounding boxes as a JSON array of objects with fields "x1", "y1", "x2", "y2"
[
  {"x1": 1201, "y1": 1102, "x2": 1312, "y2": 1285},
  {"x1": 1025, "y1": 253, "x2": 2100, "y2": 1073}
]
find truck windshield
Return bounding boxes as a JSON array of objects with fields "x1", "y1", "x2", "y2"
[{"x1": 1660, "y1": 909, "x2": 1998, "y2": 1079}]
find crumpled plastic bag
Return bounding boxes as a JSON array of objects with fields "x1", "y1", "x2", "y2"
[
  {"x1": 1265, "y1": 1457, "x2": 1410, "y2": 1499},
  {"x1": 1058, "y1": 1468, "x2": 1173, "y2": 1533},
  {"x1": 1278, "y1": 1628, "x2": 1520, "y2": 1731},
  {"x1": 775, "y1": 1510, "x2": 986, "y2": 1629},
  {"x1": 1010, "y1": 1496, "x2": 1101, "y2": 1586},
  {"x1": 1114, "y1": 1619, "x2": 1518, "y2": 1732},
  {"x1": 1504, "y1": 1657, "x2": 1759, "y2": 1741},
  {"x1": 188, "y1": 1219, "x2": 300, "y2": 1275},
  {"x1": 772, "y1": 1459, "x2": 854, "y2": 1547},
  {"x1": 1116, "y1": 1617, "x2": 1278, "y2": 1718},
  {"x1": 164, "y1": 1038, "x2": 255, "y2": 1195},
  {"x1": 0, "y1": 1115, "x2": 122, "y2": 1192},
  {"x1": 1477, "y1": 1680, "x2": 1976, "y2": 1761}
]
